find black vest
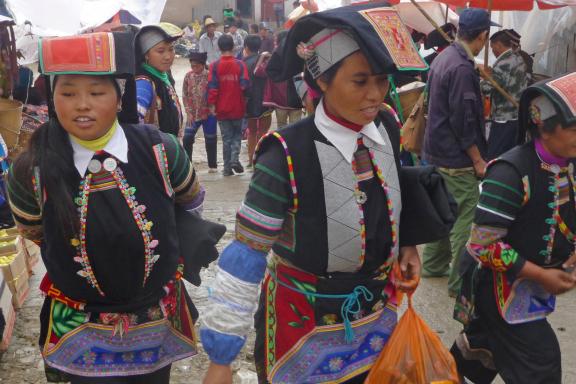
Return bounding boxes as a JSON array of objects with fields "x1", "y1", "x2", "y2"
[
  {"x1": 256, "y1": 112, "x2": 401, "y2": 276},
  {"x1": 41, "y1": 124, "x2": 179, "y2": 313},
  {"x1": 493, "y1": 143, "x2": 576, "y2": 267}
]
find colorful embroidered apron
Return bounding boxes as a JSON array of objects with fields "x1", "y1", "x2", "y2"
[{"x1": 258, "y1": 261, "x2": 397, "y2": 383}]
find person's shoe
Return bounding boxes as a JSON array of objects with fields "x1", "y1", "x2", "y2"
[
  {"x1": 208, "y1": 167, "x2": 218, "y2": 173},
  {"x1": 232, "y1": 163, "x2": 244, "y2": 174},
  {"x1": 222, "y1": 168, "x2": 233, "y2": 177}
]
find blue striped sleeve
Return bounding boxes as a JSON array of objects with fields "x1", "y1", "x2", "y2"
[
  {"x1": 136, "y1": 78, "x2": 154, "y2": 122},
  {"x1": 200, "y1": 240, "x2": 267, "y2": 364}
]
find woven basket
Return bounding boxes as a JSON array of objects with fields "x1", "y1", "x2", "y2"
[{"x1": 0, "y1": 98, "x2": 22, "y2": 149}]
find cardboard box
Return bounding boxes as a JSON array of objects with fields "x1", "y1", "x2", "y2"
[
  {"x1": 0, "y1": 251, "x2": 28, "y2": 296},
  {"x1": 0, "y1": 275, "x2": 16, "y2": 351},
  {"x1": 11, "y1": 277, "x2": 29, "y2": 310},
  {"x1": 16, "y1": 237, "x2": 40, "y2": 274}
]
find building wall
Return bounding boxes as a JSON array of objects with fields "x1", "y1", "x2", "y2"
[
  {"x1": 161, "y1": 0, "x2": 230, "y2": 27},
  {"x1": 161, "y1": 0, "x2": 294, "y2": 28}
]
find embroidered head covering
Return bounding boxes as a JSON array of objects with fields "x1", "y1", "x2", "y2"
[
  {"x1": 135, "y1": 22, "x2": 183, "y2": 57},
  {"x1": 266, "y1": 2, "x2": 428, "y2": 83},
  {"x1": 519, "y1": 71, "x2": 576, "y2": 142},
  {"x1": 304, "y1": 29, "x2": 360, "y2": 79},
  {"x1": 39, "y1": 31, "x2": 138, "y2": 124}
]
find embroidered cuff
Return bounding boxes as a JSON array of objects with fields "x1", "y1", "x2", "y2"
[{"x1": 469, "y1": 241, "x2": 524, "y2": 273}]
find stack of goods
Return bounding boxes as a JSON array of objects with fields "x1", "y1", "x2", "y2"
[
  {"x1": 0, "y1": 227, "x2": 33, "y2": 351},
  {"x1": 15, "y1": 233, "x2": 40, "y2": 274},
  {"x1": 20, "y1": 104, "x2": 48, "y2": 150}
]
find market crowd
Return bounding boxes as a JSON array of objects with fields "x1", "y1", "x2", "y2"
[{"x1": 2, "y1": 2, "x2": 576, "y2": 384}]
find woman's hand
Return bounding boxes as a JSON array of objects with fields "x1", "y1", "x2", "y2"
[
  {"x1": 520, "y1": 259, "x2": 576, "y2": 295},
  {"x1": 396, "y1": 246, "x2": 421, "y2": 293},
  {"x1": 538, "y1": 268, "x2": 576, "y2": 295},
  {"x1": 203, "y1": 363, "x2": 233, "y2": 384}
]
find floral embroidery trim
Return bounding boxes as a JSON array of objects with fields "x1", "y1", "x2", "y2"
[
  {"x1": 72, "y1": 174, "x2": 105, "y2": 296},
  {"x1": 72, "y1": 167, "x2": 160, "y2": 295},
  {"x1": 256, "y1": 131, "x2": 299, "y2": 212},
  {"x1": 540, "y1": 163, "x2": 576, "y2": 264},
  {"x1": 152, "y1": 143, "x2": 174, "y2": 197},
  {"x1": 351, "y1": 138, "x2": 397, "y2": 271},
  {"x1": 110, "y1": 167, "x2": 159, "y2": 285}
]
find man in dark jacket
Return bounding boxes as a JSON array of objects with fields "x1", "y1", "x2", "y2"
[
  {"x1": 421, "y1": 8, "x2": 497, "y2": 296},
  {"x1": 243, "y1": 35, "x2": 272, "y2": 166}
]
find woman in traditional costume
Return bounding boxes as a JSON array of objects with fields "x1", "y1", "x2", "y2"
[
  {"x1": 200, "y1": 4, "x2": 431, "y2": 383},
  {"x1": 451, "y1": 72, "x2": 576, "y2": 384},
  {"x1": 7, "y1": 32, "x2": 203, "y2": 383},
  {"x1": 134, "y1": 23, "x2": 185, "y2": 139}
]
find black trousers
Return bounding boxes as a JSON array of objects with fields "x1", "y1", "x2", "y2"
[
  {"x1": 451, "y1": 270, "x2": 561, "y2": 384},
  {"x1": 69, "y1": 364, "x2": 171, "y2": 384},
  {"x1": 487, "y1": 120, "x2": 519, "y2": 161}
]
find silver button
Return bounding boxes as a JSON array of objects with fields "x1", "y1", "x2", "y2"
[
  {"x1": 87, "y1": 159, "x2": 102, "y2": 174},
  {"x1": 103, "y1": 157, "x2": 118, "y2": 172}
]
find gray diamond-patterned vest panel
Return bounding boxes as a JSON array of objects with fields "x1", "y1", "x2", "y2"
[{"x1": 315, "y1": 123, "x2": 402, "y2": 273}]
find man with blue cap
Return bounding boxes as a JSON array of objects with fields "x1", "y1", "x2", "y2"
[{"x1": 421, "y1": 8, "x2": 499, "y2": 297}]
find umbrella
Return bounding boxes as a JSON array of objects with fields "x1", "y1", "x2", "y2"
[
  {"x1": 433, "y1": 0, "x2": 572, "y2": 10},
  {"x1": 394, "y1": 0, "x2": 458, "y2": 34}
]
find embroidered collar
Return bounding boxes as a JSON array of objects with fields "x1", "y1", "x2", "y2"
[
  {"x1": 314, "y1": 99, "x2": 386, "y2": 163},
  {"x1": 535, "y1": 139, "x2": 569, "y2": 168},
  {"x1": 70, "y1": 123, "x2": 129, "y2": 177}
]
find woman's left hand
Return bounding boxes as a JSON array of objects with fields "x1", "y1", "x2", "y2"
[{"x1": 397, "y1": 246, "x2": 421, "y2": 293}]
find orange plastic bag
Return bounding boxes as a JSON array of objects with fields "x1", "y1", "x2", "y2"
[{"x1": 365, "y1": 294, "x2": 460, "y2": 384}]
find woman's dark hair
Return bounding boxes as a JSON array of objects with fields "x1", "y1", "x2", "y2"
[
  {"x1": 529, "y1": 115, "x2": 564, "y2": 140},
  {"x1": 308, "y1": 59, "x2": 344, "y2": 94},
  {"x1": 249, "y1": 23, "x2": 259, "y2": 34},
  {"x1": 12, "y1": 75, "x2": 121, "y2": 237},
  {"x1": 457, "y1": 28, "x2": 488, "y2": 43},
  {"x1": 218, "y1": 34, "x2": 234, "y2": 52},
  {"x1": 490, "y1": 30, "x2": 514, "y2": 48},
  {"x1": 13, "y1": 118, "x2": 79, "y2": 236}
]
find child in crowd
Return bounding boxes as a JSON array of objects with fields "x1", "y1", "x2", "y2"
[
  {"x1": 243, "y1": 35, "x2": 272, "y2": 167},
  {"x1": 208, "y1": 34, "x2": 249, "y2": 176},
  {"x1": 182, "y1": 51, "x2": 218, "y2": 172}
]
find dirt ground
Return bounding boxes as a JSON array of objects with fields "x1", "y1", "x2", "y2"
[{"x1": 1, "y1": 58, "x2": 576, "y2": 383}]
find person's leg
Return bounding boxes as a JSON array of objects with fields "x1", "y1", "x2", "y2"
[
  {"x1": 422, "y1": 237, "x2": 452, "y2": 277},
  {"x1": 230, "y1": 119, "x2": 244, "y2": 173},
  {"x1": 183, "y1": 121, "x2": 202, "y2": 160},
  {"x1": 219, "y1": 120, "x2": 233, "y2": 175},
  {"x1": 127, "y1": 364, "x2": 171, "y2": 384},
  {"x1": 70, "y1": 376, "x2": 124, "y2": 383},
  {"x1": 275, "y1": 108, "x2": 288, "y2": 130},
  {"x1": 257, "y1": 113, "x2": 272, "y2": 144},
  {"x1": 445, "y1": 171, "x2": 479, "y2": 296},
  {"x1": 246, "y1": 118, "x2": 259, "y2": 166},
  {"x1": 203, "y1": 115, "x2": 218, "y2": 170},
  {"x1": 287, "y1": 109, "x2": 303, "y2": 125},
  {"x1": 453, "y1": 271, "x2": 561, "y2": 384}
]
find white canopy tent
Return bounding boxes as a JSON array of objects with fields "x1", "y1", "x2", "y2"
[
  {"x1": 498, "y1": 6, "x2": 576, "y2": 77},
  {"x1": 5, "y1": 0, "x2": 167, "y2": 64}
]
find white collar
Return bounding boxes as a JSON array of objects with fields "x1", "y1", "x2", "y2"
[
  {"x1": 314, "y1": 100, "x2": 386, "y2": 163},
  {"x1": 70, "y1": 122, "x2": 129, "y2": 177}
]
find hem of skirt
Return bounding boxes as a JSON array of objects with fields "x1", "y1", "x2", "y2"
[{"x1": 43, "y1": 350, "x2": 198, "y2": 378}]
